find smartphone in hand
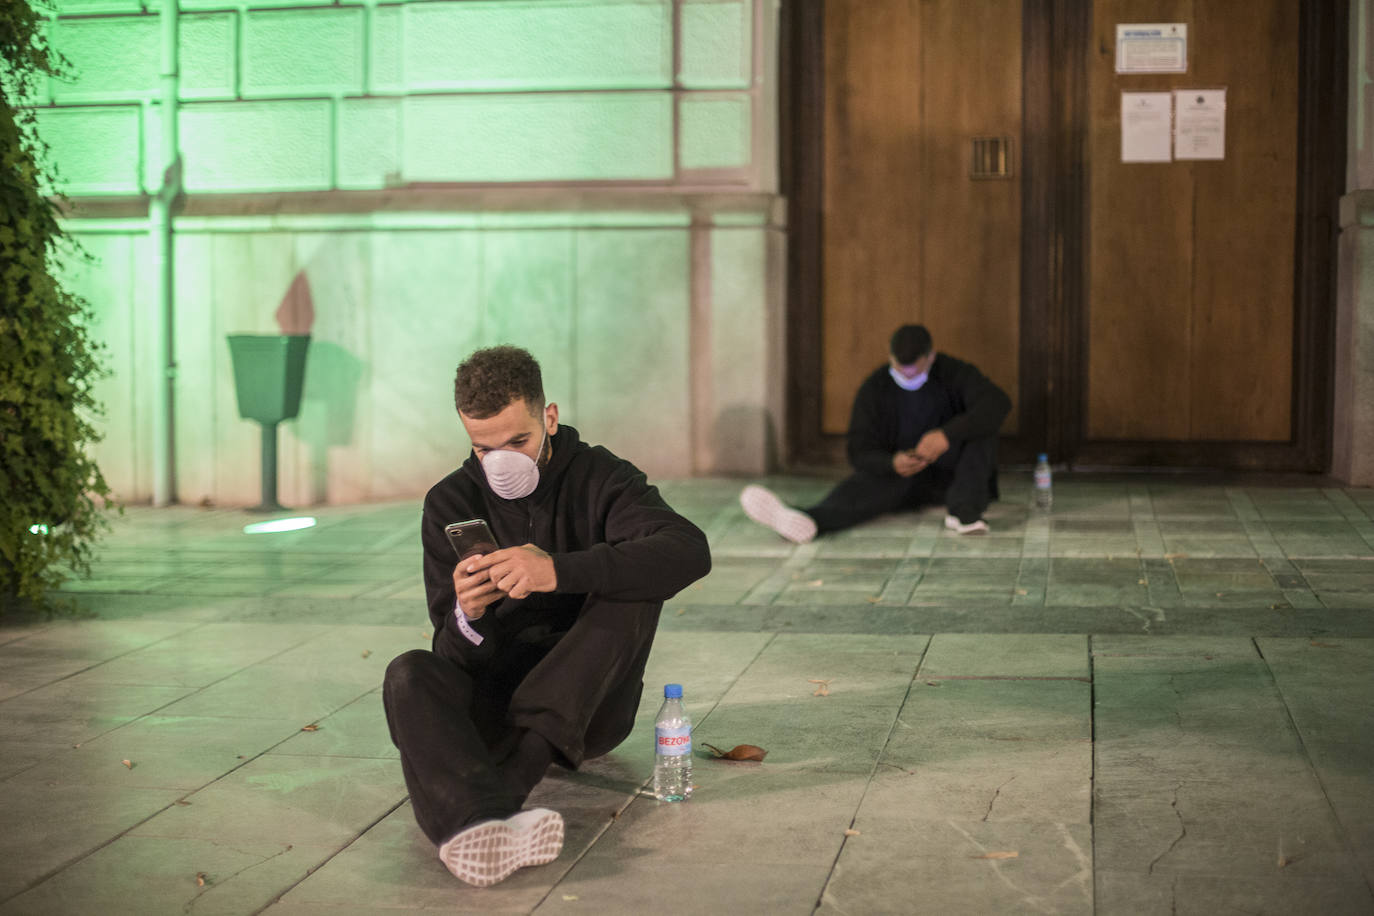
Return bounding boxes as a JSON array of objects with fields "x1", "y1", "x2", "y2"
[{"x1": 444, "y1": 519, "x2": 499, "y2": 561}]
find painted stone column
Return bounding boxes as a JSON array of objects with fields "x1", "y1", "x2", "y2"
[{"x1": 1334, "y1": 0, "x2": 1374, "y2": 485}]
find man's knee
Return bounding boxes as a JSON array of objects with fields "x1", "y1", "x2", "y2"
[
  {"x1": 961, "y1": 435, "x2": 999, "y2": 458},
  {"x1": 383, "y1": 649, "x2": 440, "y2": 703},
  {"x1": 578, "y1": 596, "x2": 663, "y2": 633}
]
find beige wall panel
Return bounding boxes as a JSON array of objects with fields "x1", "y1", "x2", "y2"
[
  {"x1": 710, "y1": 225, "x2": 775, "y2": 473},
  {"x1": 168, "y1": 234, "x2": 215, "y2": 505},
  {"x1": 481, "y1": 230, "x2": 578, "y2": 423},
  {"x1": 367, "y1": 231, "x2": 485, "y2": 501},
  {"x1": 574, "y1": 229, "x2": 692, "y2": 475},
  {"x1": 71, "y1": 235, "x2": 140, "y2": 502}
]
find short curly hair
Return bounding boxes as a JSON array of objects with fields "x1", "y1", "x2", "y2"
[{"x1": 454, "y1": 346, "x2": 545, "y2": 419}]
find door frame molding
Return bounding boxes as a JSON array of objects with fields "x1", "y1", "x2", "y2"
[{"x1": 782, "y1": 0, "x2": 1347, "y2": 472}]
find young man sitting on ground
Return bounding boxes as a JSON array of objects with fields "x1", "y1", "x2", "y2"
[{"x1": 384, "y1": 345, "x2": 711, "y2": 887}]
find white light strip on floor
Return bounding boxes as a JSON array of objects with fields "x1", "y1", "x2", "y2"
[{"x1": 243, "y1": 517, "x2": 318, "y2": 535}]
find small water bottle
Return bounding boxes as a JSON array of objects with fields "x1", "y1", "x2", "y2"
[
  {"x1": 653, "y1": 683, "x2": 692, "y2": 801},
  {"x1": 1034, "y1": 453, "x2": 1053, "y2": 509}
]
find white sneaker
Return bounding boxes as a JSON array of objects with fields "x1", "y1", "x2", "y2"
[
  {"x1": 944, "y1": 515, "x2": 990, "y2": 535},
  {"x1": 741, "y1": 485, "x2": 818, "y2": 544},
  {"x1": 437, "y1": 807, "x2": 564, "y2": 887}
]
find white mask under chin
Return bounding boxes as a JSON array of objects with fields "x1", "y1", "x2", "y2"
[
  {"x1": 890, "y1": 367, "x2": 928, "y2": 391},
  {"x1": 480, "y1": 431, "x2": 546, "y2": 500}
]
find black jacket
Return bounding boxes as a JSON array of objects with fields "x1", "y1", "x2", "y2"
[
  {"x1": 847, "y1": 354, "x2": 1011, "y2": 476},
  {"x1": 420, "y1": 424, "x2": 711, "y2": 644}
]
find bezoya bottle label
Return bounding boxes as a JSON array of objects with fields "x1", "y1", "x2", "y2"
[{"x1": 656, "y1": 725, "x2": 691, "y2": 756}]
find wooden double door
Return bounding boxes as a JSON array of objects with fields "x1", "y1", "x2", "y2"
[{"x1": 785, "y1": 1, "x2": 1346, "y2": 470}]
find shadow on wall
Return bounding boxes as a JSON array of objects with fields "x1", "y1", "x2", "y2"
[
  {"x1": 278, "y1": 269, "x2": 366, "y2": 504},
  {"x1": 296, "y1": 342, "x2": 365, "y2": 504}
]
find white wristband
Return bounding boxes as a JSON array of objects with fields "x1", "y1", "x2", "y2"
[{"x1": 454, "y1": 599, "x2": 484, "y2": 646}]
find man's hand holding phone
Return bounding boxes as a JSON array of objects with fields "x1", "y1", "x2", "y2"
[
  {"x1": 452, "y1": 545, "x2": 558, "y2": 618},
  {"x1": 452, "y1": 559, "x2": 505, "y2": 620},
  {"x1": 893, "y1": 449, "x2": 925, "y2": 477},
  {"x1": 467, "y1": 545, "x2": 556, "y2": 600},
  {"x1": 893, "y1": 429, "x2": 950, "y2": 478}
]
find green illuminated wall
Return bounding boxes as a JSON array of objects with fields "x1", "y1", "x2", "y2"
[
  {"x1": 44, "y1": 0, "x2": 783, "y2": 505},
  {"x1": 39, "y1": 0, "x2": 762, "y2": 191}
]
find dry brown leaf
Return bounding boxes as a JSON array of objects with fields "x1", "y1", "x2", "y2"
[
  {"x1": 808, "y1": 678, "x2": 832, "y2": 697},
  {"x1": 675, "y1": 607, "x2": 686, "y2": 616},
  {"x1": 866, "y1": 596, "x2": 882, "y2": 603},
  {"x1": 806, "y1": 579, "x2": 824, "y2": 587},
  {"x1": 1310, "y1": 641, "x2": 1341, "y2": 649},
  {"x1": 1137, "y1": 579, "x2": 1147, "y2": 586},
  {"x1": 175, "y1": 800, "x2": 191, "y2": 806},
  {"x1": 972, "y1": 851, "x2": 1019, "y2": 860},
  {"x1": 1014, "y1": 588, "x2": 1028, "y2": 596},
  {"x1": 844, "y1": 828, "x2": 861, "y2": 837},
  {"x1": 301, "y1": 724, "x2": 320, "y2": 732},
  {"x1": 1216, "y1": 592, "x2": 1225, "y2": 598},
  {"x1": 121, "y1": 759, "x2": 133, "y2": 769},
  {"x1": 562, "y1": 895, "x2": 579, "y2": 902},
  {"x1": 925, "y1": 680, "x2": 941, "y2": 687},
  {"x1": 360, "y1": 649, "x2": 372, "y2": 659},
  {"x1": 701, "y1": 742, "x2": 768, "y2": 762},
  {"x1": 195, "y1": 872, "x2": 207, "y2": 887}
]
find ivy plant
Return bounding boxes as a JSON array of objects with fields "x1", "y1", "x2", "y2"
[{"x1": 1, "y1": 0, "x2": 113, "y2": 615}]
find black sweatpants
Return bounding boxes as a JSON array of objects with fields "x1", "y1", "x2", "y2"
[
  {"x1": 382, "y1": 594, "x2": 661, "y2": 845},
  {"x1": 805, "y1": 435, "x2": 999, "y2": 533}
]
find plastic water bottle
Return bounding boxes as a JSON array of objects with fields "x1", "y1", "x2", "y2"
[
  {"x1": 1034, "y1": 453, "x2": 1053, "y2": 509},
  {"x1": 653, "y1": 683, "x2": 692, "y2": 801}
]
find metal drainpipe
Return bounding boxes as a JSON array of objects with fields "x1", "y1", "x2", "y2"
[{"x1": 150, "y1": 0, "x2": 180, "y2": 506}]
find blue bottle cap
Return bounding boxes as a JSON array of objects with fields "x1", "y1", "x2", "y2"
[
  {"x1": 1037, "y1": 453, "x2": 1048, "y2": 462},
  {"x1": 664, "y1": 683, "x2": 683, "y2": 698}
]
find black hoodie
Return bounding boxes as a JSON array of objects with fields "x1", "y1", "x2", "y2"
[
  {"x1": 847, "y1": 354, "x2": 1012, "y2": 477},
  {"x1": 420, "y1": 424, "x2": 712, "y2": 651}
]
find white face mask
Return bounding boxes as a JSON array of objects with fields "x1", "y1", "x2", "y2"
[
  {"x1": 480, "y1": 429, "x2": 547, "y2": 500},
  {"x1": 890, "y1": 367, "x2": 928, "y2": 391}
]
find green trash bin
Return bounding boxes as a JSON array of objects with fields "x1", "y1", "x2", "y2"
[{"x1": 227, "y1": 334, "x2": 311, "y2": 512}]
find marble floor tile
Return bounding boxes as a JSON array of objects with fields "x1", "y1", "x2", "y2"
[
  {"x1": 819, "y1": 816, "x2": 1093, "y2": 915},
  {"x1": 5, "y1": 477, "x2": 1374, "y2": 914}
]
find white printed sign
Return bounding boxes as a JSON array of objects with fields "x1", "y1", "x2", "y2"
[
  {"x1": 1174, "y1": 89, "x2": 1226, "y2": 160},
  {"x1": 1116, "y1": 23, "x2": 1187, "y2": 74},
  {"x1": 1121, "y1": 92, "x2": 1173, "y2": 163}
]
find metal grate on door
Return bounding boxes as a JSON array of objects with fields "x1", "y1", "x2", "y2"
[{"x1": 970, "y1": 137, "x2": 1013, "y2": 179}]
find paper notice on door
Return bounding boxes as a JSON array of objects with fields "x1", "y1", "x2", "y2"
[
  {"x1": 1116, "y1": 23, "x2": 1187, "y2": 73},
  {"x1": 1174, "y1": 89, "x2": 1226, "y2": 160},
  {"x1": 1121, "y1": 92, "x2": 1172, "y2": 162}
]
